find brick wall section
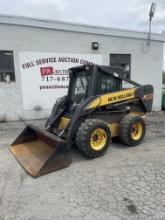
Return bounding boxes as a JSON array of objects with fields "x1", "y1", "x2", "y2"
[{"x1": 0, "y1": 83, "x2": 21, "y2": 121}]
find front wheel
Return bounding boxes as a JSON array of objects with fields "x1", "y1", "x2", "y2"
[{"x1": 76, "y1": 119, "x2": 111, "y2": 158}]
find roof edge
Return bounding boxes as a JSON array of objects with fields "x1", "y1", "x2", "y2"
[{"x1": 0, "y1": 14, "x2": 165, "y2": 42}]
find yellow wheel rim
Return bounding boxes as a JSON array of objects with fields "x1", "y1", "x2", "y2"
[
  {"x1": 131, "y1": 122, "x2": 143, "y2": 140},
  {"x1": 90, "y1": 128, "x2": 107, "y2": 151}
]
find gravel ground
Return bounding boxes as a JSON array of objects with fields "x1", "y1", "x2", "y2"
[{"x1": 0, "y1": 112, "x2": 165, "y2": 220}]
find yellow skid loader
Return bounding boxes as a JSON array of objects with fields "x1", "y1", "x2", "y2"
[{"x1": 10, "y1": 65, "x2": 154, "y2": 177}]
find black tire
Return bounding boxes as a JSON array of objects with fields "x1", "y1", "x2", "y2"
[
  {"x1": 76, "y1": 119, "x2": 111, "y2": 158},
  {"x1": 119, "y1": 115, "x2": 146, "y2": 146}
]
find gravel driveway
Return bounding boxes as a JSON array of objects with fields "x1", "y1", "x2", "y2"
[{"x1": 0, "y1": 112, "x2": 165, "y2": 220}]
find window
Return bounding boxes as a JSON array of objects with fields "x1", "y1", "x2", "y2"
[
  {"x1": 110, "y1": 54, "x2": 131, "y2": 79},
  {"x1": 74, "y1": 76, "x2": 88, "y2": 95},
  {"x1": 0, "y1": 51, "x2": 15, "y2": 82},
  {"x1": 70, "y1": 71, "x2": 89, "y2": 104},
  {"x1": 96, "y1": 71, "x2": 121, "y2": 95}
]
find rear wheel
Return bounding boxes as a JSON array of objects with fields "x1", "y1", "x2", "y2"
[
  {"x1": 76, "y1": 119, "x2": 111, "y2": 158},
  {"x1": 119, "y1": 115, "x2": 146, "y2": 146}
]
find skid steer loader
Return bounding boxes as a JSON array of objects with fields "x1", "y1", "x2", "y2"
[{"x1": 10, "y1": 65, "x2": 154, "y2": 177}]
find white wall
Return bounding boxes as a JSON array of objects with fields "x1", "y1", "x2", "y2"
[{"x1": 0, "y1": 23, "x2": 163, "y2": 121}]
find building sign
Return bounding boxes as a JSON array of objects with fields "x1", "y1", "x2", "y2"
[{"x1": 19, "y1": 52, "x2": 103, "y2": 110}]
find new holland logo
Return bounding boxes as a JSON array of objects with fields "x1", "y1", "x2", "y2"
[{"x1": 108, "y1": 92, "x2": 134, "y2": 102}]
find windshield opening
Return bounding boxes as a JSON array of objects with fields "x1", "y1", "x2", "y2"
[{"x1": 69, "y1": 71, "x2": 89, "y2": 104}]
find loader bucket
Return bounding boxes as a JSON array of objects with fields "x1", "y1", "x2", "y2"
[{"x1": 9, "y1": 124, "x2": 72, "y2": 177}]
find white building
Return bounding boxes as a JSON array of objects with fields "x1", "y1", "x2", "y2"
[{"x1": 0, "y1": 14, "x2": 164, "y2": 121}]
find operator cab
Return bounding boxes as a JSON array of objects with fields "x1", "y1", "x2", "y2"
[{"x1": 68, "y1": 65, "x2": 123, "y2": 106}]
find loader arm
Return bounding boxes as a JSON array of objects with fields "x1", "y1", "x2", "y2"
[{"x1": 85, "y1": 85, "x2": 154, "y2": 112}]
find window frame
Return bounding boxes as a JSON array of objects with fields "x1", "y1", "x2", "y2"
[
  {"x1": 0, "y1": 50, "x2": 15, "y2": 83},
  {"x1": 95, "y1": 70, "x2": 121, "y2": 95},
  {"x1": 69, "y1": 70, "x2": 90, "y2": 104},
  {"x1": 110, "y1": 54, "x2": 131, "y2": 79}
]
